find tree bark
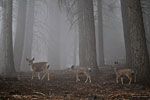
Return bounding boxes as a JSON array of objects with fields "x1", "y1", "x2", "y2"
[
  {"x1": 78, "y1": 0, "x2": 99, "y2": 76},
  {"x1": 78, "y1": 0, "x2": 85, "y2": 66},
  {"x1": 73, "y1": 31, "x2": 78, "y2": 65},
  {"x1": 97, "y1": 0, "x2": 104, "y2": 66},
  {"x1": 14, "y1": 0, "x2": 27, "y2": 72},
  {"x1": 20, "y1": 0, "x2": 35, "y2": 71},
  {"x1": 121, "y1": 0, "x2": 132, "y2": 66},
  {"x1": 140, "y1": 0, "x2": 150, "y2": 59},
  {"x1": 2, "y1": 0, "x2": 16, "y2": 76},
  {"x1": 128, "y1": 0, "x2": 150, "y2": 83}
]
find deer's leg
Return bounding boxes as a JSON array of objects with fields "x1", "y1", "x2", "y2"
[
  {"x1": 88, "y1": 75, "x2": 91, "y2": 83},
  {"x1": 126, "y1": 74, "x2": 132, "y2": 85},
  {"x1": 47, "y1": 72, "x2": 50, "y2": 81},
  {"x1": 38, "y1": 72, "x2": 41, "y2": 80},
  {"x1": 84, "y1": 72, "x2": 89, "y2": 83},
  {"x1": 32, "y1": 71, "x2": 35, "y2": 80},
  {"x1": 41, "y1": 71, "x2": 47, "y2": 80},
  {"x1": 121, "y1": 77, "x2": 124, "y2": 85},
  {"x1": 129, "y1": 79, "x2": 132, "y2": 85},
  {"x1": 85, "y1": 76, "x2": 88, "y2": 83},
  {"x1": 76, "y1": 73, "x2": 80, "y2": 82}
]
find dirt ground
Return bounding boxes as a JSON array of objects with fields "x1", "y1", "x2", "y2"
[{"x1": 0, "y1": 66, "x2": 150, "y2": 100}]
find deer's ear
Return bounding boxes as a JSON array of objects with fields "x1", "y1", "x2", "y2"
[{"x1": 32, "y1": 57, "x2": 35, "y2": 61}]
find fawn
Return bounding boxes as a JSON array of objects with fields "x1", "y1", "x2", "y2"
[
  {"x1": 26, "y1": 58, "x2": 50, "y2": 80},
  {"x1": 71, "y1": 65, "x2": 91, "y2": 83},
  {"x1": 112, "y1": 61, "x2": 136, "y2": 85}
]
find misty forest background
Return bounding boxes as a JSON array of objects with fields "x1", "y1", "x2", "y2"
[{"x1": 0, "y1": 0, "x2": 150, "y2": 84}]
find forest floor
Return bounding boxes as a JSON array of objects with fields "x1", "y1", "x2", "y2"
[{"x1": 0, "y1": 66, "x2": 150, "y2": 100}]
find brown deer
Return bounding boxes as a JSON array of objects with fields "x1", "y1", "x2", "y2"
[
  {"x1": 112, "y1": 61, "x2": 136, "y2": 85},
  {"x1": 71, "y1": 65, "x2": 91, "y2": 83},
  {"x1": 26, "y1": 58, "x2": 50, "y2": 80}
]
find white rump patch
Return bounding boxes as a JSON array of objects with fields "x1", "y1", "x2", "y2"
[{"x1": 88, "y1": 68, "x2": 91, "y2": 71}]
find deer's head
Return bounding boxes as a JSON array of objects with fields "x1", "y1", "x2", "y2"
[
  {"x1": 26, "y1": 57, "x2": 35, "y2": 66},
  {"x1": 71, "y1": 65, "x2": 75, "y2": 70}
]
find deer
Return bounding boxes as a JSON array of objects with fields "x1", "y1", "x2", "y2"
[
  {"x1": 112, "y1": 61, "x2": 136, "y2": 85},
  {"x1": 71, "y1": 65, "x2": 92, "y2": 83},
  {"x1": 26, "y1": 58, "x2": 50, "y2": 80}
]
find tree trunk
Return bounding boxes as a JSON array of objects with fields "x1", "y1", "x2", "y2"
[
  {"x1": 20, "y1": 0, "x2": 35, "y2": 71},
  {"x1": 121, "y1": 0, "x2": 132, "y2": 66},
  {"x1": 140, "y1": 0, "x2": 150, "y2": 59},
  {"x1": 2, "y1": 0, "x2": 16, "y2": 76},
  {"x1": 128, "y1": 0, "x2": 150, "y2": 83},
  {"x1": 73, "y1": 31, "x2": 78, "y2": 65},
  {"x1": 78, "y1": 0, "x2": 85, "y2": 66},
  {"x1": 14, "y1": 0, "x2": 27, "y2": 72},
  {"x1": 78, "y1": 0, "x2": 99, "y2": 76},
  {"x1": 97, "y1": 0, "x2": 104, "y2": 66}
]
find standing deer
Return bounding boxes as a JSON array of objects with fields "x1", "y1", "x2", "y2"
[
  {"x1": 71, "y1": 65, "x2": 92, "y2": 83},
  {"x1": 26, "y1": 58, "x2": 50, "y2": 80},
  {"x1": 112, "y1": 61, "x2": 136, "y2": 85}
]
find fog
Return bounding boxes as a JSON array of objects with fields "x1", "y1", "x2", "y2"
[
  {"x1": 0, "y1": 1, "x2": 150, "y2": 99},
  {"x1": 0, "y1": 0, "x2": 125, "y2": 72},
  {"x1": 102, "y1": 0, "x2": 125, "y2": 64}
]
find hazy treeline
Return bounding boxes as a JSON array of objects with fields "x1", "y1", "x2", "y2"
[{"x1": 0, "y1": 0, "x2": 150, "y2": 83}]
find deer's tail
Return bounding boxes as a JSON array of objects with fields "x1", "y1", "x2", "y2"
[{"x1": 47, "y1": 65, "x2": 50, "y2": 69}]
